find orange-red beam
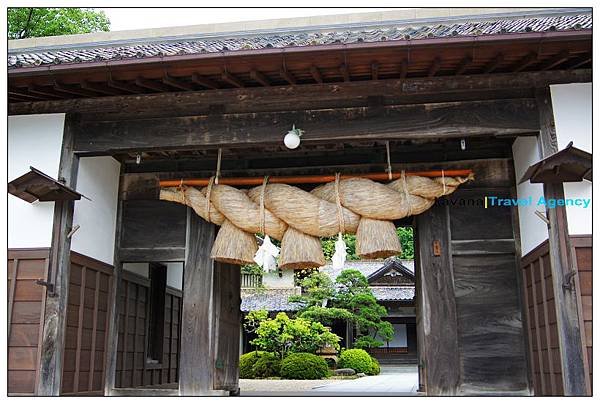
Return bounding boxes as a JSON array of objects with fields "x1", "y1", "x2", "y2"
[{"x1": 159, "y1": 169, "x2": 473, "y2": 187}]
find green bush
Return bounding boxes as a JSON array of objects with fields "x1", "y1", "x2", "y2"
[
  {"x1": 366, "y1": 357, "x2": 381, "y2": 375},
  {"x1": 338, "y1": 349, "x2": 373, "y2": 374},
  {"x1": 252, "y1": 353, "x2": 281, "y2": 378},
  {"x1": 280, "y1": 353, "x2": 329, "y2": 380},
  {"x1": 240, "y1": 351, "x2": 267, "y2": 379}
]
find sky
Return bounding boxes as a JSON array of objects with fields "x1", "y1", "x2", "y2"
[{"x1": 97, "y1": 8, "x2": 400, "y2": 32}]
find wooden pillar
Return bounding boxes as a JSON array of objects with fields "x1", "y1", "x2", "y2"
[
  {"x1": 179, "y1": 208, "x2": 220, "y2": 395},
  {"x1": 535, "y1": 87, "x2": 587, "y2": 395},
  {"x1": 415, "y1": 203, "x2": 460, "y2": 395},
  {"x1": 36, "y1": 114, "x2": 80, "y2": 395}
]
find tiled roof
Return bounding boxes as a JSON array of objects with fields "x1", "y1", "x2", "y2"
[
  {"x1": 240, "y1": 287, "x2": 303, "y2": 312},
  {"x1": 320, "y1": 257, "x2": 414, "y2": 281},
  {"x1": 371, "y1": 286, "x2": 415, "y2": 301},
  {"x1": 8, "y1": 13, "x2": 591, "y2": 69}
]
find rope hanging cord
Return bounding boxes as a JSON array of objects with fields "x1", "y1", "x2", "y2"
[
  {"x1": 215, "y1": 148, "x2": 223, "y2": 185},
  {"x1": 386, "y1": 141, "x2": 393, "y2": 181},
  {"x1": 334, "y1": 173, "x2": 346, "y2": 234},
  {"x1": 259, "y1": 176, "x2": 269, "y2": 235},
  {"x1": 205, "y1": 176, "x2": 215, "y2": 223}
]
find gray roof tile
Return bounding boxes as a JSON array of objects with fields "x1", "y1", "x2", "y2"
[{"x1": 8, "y1": 13, "x2": 591, "y2": 69}]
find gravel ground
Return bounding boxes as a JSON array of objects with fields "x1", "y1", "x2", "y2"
[{"x1": 239, "y1": 378, "x2": 344, "y2": 392}]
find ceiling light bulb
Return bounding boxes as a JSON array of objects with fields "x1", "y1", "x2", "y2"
[{"x1": 284, "y1": 125, "x2": 303, "y2": 149}]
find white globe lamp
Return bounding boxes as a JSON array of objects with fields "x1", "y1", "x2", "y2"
[{"x1": 283, "y1": 125, "x2": 303, "y2": 149}]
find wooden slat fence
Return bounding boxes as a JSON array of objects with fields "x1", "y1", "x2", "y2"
[
  {"x1": 7, "y1": 248, "x2": 50, "y2": 395},
  {"x1": 115, "y1": 270, "x2": 181, "y2": 388},
  {"x1": 61, "y1": 252, "x2": 114, "y2": 395}
]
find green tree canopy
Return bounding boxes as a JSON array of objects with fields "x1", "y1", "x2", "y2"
[
  {"x1": 8, "y1": 8, "x2": 110, "y2": 39},
  {"x1": 245, "y1": 312, "x2": 340, "y2": 359},
  {"x1": 293, "y1": 269, "x2": 394, "y2": 348}
]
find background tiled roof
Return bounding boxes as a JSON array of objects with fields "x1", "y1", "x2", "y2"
[
  {"x1": 240, "y1": 287, "x2": 303, "y2": 312},
  {"x1": 8, "y1": 13, "x2": 591, "y2": 69}
]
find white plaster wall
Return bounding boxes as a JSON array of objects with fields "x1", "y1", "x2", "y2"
[
  {"x1": 123, "y1": 262, "x2": 149, "y2": 278},
  {"x1": 512, "y1": 137, "x2": 548, "y2": 255},
  {"x1": 165, "y1": 262, "x2": 183, "y2": 290},
  {"x1": 263, "y1": 270, "x2": 295, "y2": 288},
  {"x1": 550, "y1": 83, "x2": 592, "y2": 235},
  {"x1": 71, "y1": 156, "x2": 121, "y2": 264},
  {"x1": 8, "y1": 114, "x2": 65, "y2": 248}
]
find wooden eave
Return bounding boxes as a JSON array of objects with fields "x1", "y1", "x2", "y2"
[
  {"x1": 8, "y1": 166, "x2": 85, "y2": 202},
  {"x1": 8, "y1": 30, "x2": 592, "y2": 105},
  {"x1": 520, "y1": 142, "x2": 592, "y2": 184}
]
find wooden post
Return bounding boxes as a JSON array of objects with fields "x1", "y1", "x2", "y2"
[
  {"x1": 179, "y1": 208, "x2": 222, "y2": 395},
  {"x1": 415, "y1": 203, "x2": 460, "y2": 395},
  {"x1": 36, "y1": 114, "x2": 80, "y2": 395},
  {"x1": 535, "y1": 87, "x2": 587, "y2": 395},
  {"x1": 103, "y1": 166, "x2": 124, "y2": 396}
]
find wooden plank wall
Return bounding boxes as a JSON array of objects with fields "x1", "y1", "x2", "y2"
[
  {"x1": 521, "y1": 235, "x2": 592, "y2": 395},
  {"x1": 449, "y1": 189, "x2": 529, "y2": 394},
  {"x1": 416, "y1": 159, "x2": 530, "y2": 395},
  {"x1": 61, "y1": 252, "x2": 113, "y2": 395},
  {"x1": 7, "y1": 248, "x2": 50, "y2": 395},
  {"x1": 115, "y1": 270, "x2": 181, "y2": 388}
]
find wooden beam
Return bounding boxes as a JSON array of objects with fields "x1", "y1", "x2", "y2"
[
  {"x1": 36, "y1": 114, "x2": 80, "y2": 395},
  {"x1": 483, "y1": 53, "x2": 504, "y2": 74},
  {"x1": 8, "y1": 88, "x2": 43, "y2": 100},
  {"x1": 428, "y1": 57, "x2": 442, "y2": 77},
  {"x1": 107, "y1": 79, "x2": 143, "y2": 94},
  {"x1": 81, "y1": 81, "x2": 122, "y2": 96},
  {"x1": 511, "y1": 52, "x2": 538, "y2": 72},
  {"x1": 416, "y1": 203, "x2": 460, "y2": 395},
  {"x1": 370, "y1": 62, "x2": 379, "y2": 81},
  {"x1": 179, "y1": 209, "x2": 217, "y2": 395},
  {"x1": 191, "y1": 73, "x2": 219, "y2": 89},
  {"x1": 163, "y1": 74, "x2": 195, "y2": 91},
  {"x1": 535, "y1": 87, "x2": 587, "y2": 396},
  {"x1": 9, "y1": 69, "x2": 591, "y2": 116},
  {"x1": 280, "y1": 68, "x2": 296, "y2": 85},
  {"x1": 339, "y1": 63, "x2": 350, "y2": 82},
  {"x1": 455, "y1": 56, "x2": 473, "y2": 75},
  {"x1": 310, "y1": 65, "x2": 323, "y2": 84},
  {"x1": 539, "y1": 50, "x2": 570, "y2": 71},
  {"x1": 221, "y1": 71, "x2": 245, "y2": 88},
  {"x1": 399, "y1": 59, "x2": 408, "y2": 78},
  {"x1": 249, "y1": 70, "x2": 270, "y2": 87},
  {"x1": 135, "y1": 77, "x2": 172, "y2": 92},
  {"x1": 73, "y1": 99, "x2": 539, "y2": 154}
]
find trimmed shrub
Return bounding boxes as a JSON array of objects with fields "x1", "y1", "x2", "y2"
[
  {"x1": 240, "y1": 351, "x2": 266, "y2": 379},
  {"x1": 337, "y1": 349, "x2": 373, "y2": 374},
  {"x1": 280, "y1": 353, "x2": 329, "y2": 380},
  {"x1": 252, "y1": 353, "x2": 281, "y2": 378},
  {"x1": 366, "y1": 357, "x2": 381, "y2": 376}
]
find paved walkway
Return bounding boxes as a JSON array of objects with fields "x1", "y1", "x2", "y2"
[
  {"x1": 313, "y1": 365, "x2": 419, "y2": 395},
  {"x1": 240, "y1": 365, "x2": 419, "y2": 396}
]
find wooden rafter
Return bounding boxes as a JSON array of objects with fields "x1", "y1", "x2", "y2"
[
  {"x1": 539, "y1": 50, "x2": 570, "y2": 71},
  {"x1": 511, "y1": 52, "x2": 538, "y2": 72},
  {"x1": 163, "y1": 74, "x2": 195, "y2": 91},
  {"x1": 250, "y1": 70, "x2": 270, "y2": 86},
  {"x1": 27, "y1": 85, "x2": 66, "y2": 99},
  {"x1": 280, "y1": 68, "x2": 296, "y2": 85},
  {"x1": 455, "y1": 56, "x2": 473, "y2": 75},
  {"x1": 135, "y1": 77, "x2": 173, "y2": 92},
  {"x1": 310, "y1": 65, "x2": 323, "y2": 84},
  {"x1": 567, "y1": 54, "x2": 592, "y2": 70},
  {"x1": 483, "y1": 53, "x2": 504, "y2": 74},
  {"x1": 53, "y1": 82, "x2": 99, "y2": 97},
  {"x1": 81, "y1": 81, "x2": 122, "y2": 96},
  {"x1": 191, "y1": 73, "x2": 219, "y2": 89},
  {"x1": 221, "y1": 71, "x2": 245, "y2": 88},
  {"x1": 107, "y1": 79, "x2": 143, "y2": 94},
  {"x1": 428, "y1": 57, "x2": 441, "y2": 77}
]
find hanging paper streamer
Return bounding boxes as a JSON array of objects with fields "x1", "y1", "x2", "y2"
[
  {"x1": 253, "y1": 235, "x2": 280, "y2": 272},
  {"x1": 332, "y1": 233, "x2": 347, "y2": 270}
]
